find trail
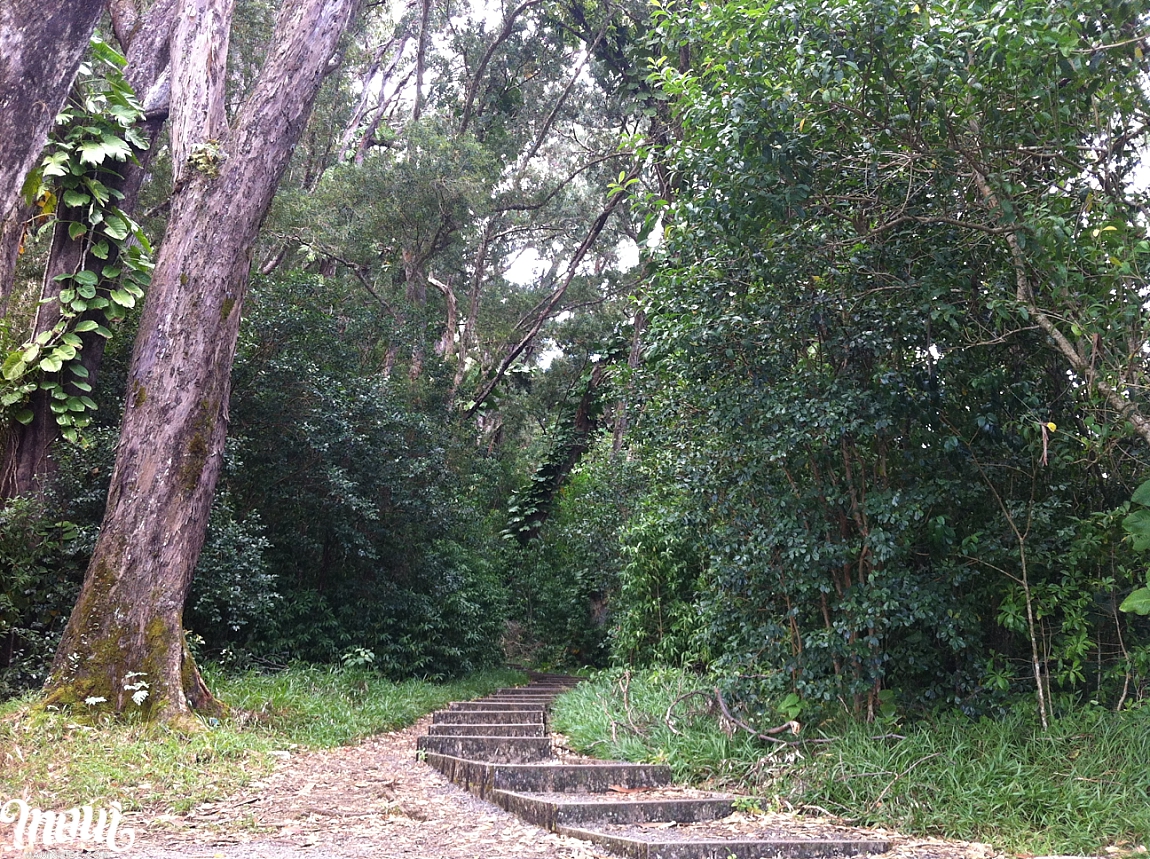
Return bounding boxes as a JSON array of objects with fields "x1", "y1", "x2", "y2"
[{"x1": 5, "y1": 710, "x2": 997, "y2": 859}]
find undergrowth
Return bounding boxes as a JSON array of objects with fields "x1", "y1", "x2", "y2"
[
  {"x1": 550, "y1": 668, "x2": 1150, "y2": 856},
  {"x1": 0, "y1": 664, "x2": 522, "y2": 813}
]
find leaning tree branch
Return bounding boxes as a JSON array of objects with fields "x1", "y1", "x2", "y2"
[
  {"x1": 967, "y1": 144, "x2": 1150, "y2": 449},
  {"x1": 457, "y1": 0, "x2": 544, "y2": 137},
  {"x1": 464, "y1": 172, "x2": 635, "y2": 417},
  {"x1": 714, "y1": 687, "x2": 804, "y2": 745}
]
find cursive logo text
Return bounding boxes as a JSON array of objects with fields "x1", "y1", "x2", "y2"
[{"x1": 0, "y1": 798, "x2": 135, "y2": 852}]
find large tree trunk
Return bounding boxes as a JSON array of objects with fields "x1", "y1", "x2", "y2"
[
  {"x1": 0, "y1": 0, "x2": 178, "y2": 501},
  {"x1": 0, "y1": 0, "x2": 105, "y2": 228},
  {"x1": 45, "y1": 0, "x2": 359, "y2": 722}
]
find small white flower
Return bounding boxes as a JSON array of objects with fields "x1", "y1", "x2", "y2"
[
  {"x1": 84, "y1": 696, "x2": 108, "y2": 706},
  {"x1": 131, "y1": 689, "x2": 149, "y2": 706}
]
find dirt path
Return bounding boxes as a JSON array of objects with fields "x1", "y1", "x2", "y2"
[{"x1": 6, "y1": 716, "x2": 1001, "y2": 859}]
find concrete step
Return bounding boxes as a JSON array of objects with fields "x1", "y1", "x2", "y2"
[
  {"x1": 556, "y1": 825, "x2": 889, "y2": 859},
  {"x1": 489, "y1": 790, "x2": 737, "y2": 829},
  {"x1": 416, "y1": 735, "x2": 552, "y2": 763},
  {"x1": 423, "y1": 753, "x2": 673, "y2": 798},
  {"x1": 449, "y1": 701, "x2": 547, "y2": 712},
  {"x1": 432, "y1": 709, "x2": 545, "y2": 725},
  {"x1": 428, "y1": 723, "x2": 546, "y2": 737},
  {"x1": 418, "y1": 677, "x2": 888, "y2": 859}
]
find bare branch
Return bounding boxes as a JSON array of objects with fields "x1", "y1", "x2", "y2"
[
  {"x1": 464, "y1": 170, "x2": 636, "y2": 417},
  {"x1": 457, "y1": 0, "x2": 545, "y2": 137}
]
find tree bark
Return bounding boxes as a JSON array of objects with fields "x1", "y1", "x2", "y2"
[
  {"x1": 0, "y1": 0, "x2": 105, "y2": 227},
  {"x1": 46, "y1": 0, "x2": 359, "y2": 722},
  {"x1": 0, "y1": 0, "x2": 178, "y2": 501}
]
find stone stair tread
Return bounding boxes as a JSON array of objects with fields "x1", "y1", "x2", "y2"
[
  {"x1": 449, "y1": 701, "x2": 549, "y2": 710},
  {"x1": 555, "y1": 824, "x2": 888, "y2": 859},
  {"x1": 422, "y1": 752, "x2": 673, "y2": 795},
  {"x1": 498, "y1": 787, "x2": 735, "y2": 802},
  {"x1": 433, "y1": 710, "x2": 546, "y2": 724},
  {"x1": 566, "y1": 814, "x2": 887, "y2": 841},
  {"x1": 418, "y1": 678, "x2": 888, "y2": 859},
  {"x1": 488, "y1": 789, "x2": 739, "y2": 829},
  {"x1": 428, "y1": 723, "x2": 546, "y2": 736},
  {"x1": 418, "y1": 735, "x2": 553, "y2": 759}
]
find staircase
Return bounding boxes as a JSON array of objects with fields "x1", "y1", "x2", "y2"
[{"x1": 418, "y1": 673, "x2": 890, "y2": 859}]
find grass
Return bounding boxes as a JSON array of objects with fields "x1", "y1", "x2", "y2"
[
  {"x1": 0, "y1": 664, "x2": 523, "y2": 813},
  {"x1": 550, "y1": 668, "x2": 1150, "y2": 856}
]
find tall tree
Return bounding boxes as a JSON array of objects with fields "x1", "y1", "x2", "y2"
[
  {"x1": 44, "y1": 0, "x2": 360, "y2": 721},
  {"x1": 609, "y1": 0, "x2": 1150, "y2": 718}
]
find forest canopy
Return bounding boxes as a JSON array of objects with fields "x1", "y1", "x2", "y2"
[{"x1": 0, "y1": 0, "x2": 1149, "y2": 729}]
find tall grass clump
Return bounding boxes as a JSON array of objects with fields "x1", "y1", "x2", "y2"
[{"x1": 552, "y1": 669, "x2": 1150, "y2": 855}]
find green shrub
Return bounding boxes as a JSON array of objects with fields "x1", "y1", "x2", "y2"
[{"x1": 0, "y1": 496, "x2": 87, "y2": 699}]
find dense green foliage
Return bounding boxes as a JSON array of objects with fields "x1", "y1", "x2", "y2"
[
  {"x1": 214, "y1": 273, "x2": 510, "y2": 677},
  {"x1": 553, "y1": 669, "x2": 1150, "y2": 854},
  {"x1": 4, "y1": 24, "x2": 1150, "y2": 859},
  {"x1": 0, "y1": 497, "x2": 86, "y2": 698},
  {"x1": 570, "y1": 0, "x2": 1150, "y2": 721}
]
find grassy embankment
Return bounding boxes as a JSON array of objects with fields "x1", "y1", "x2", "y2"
[
  {"x1": 0, "y1": 665, "x2": 523, "y2": 812},
  {"x1": 550, "y1": 668, "x2": 1150, "y2": 856}
]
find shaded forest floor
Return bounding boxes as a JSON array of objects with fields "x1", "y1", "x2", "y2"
[{"x1": 5, "y1": 716, "x2": 1008, "y2": 859}]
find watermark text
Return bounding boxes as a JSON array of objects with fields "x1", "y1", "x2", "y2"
[{"x1": 1, "y1": 798, "x2": 136, "y2": 852}]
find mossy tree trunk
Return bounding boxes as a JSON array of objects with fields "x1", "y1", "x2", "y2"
[{"x1": 45, "y1": 0, "x2": 360, "y2": 722}]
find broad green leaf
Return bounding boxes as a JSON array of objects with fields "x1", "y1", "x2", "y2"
[
  {"x1": 85, "y1": 178, "x2": 111, "y2": 205},
  {"x1": 73, "y1": 320, "x2": 99, "y2": 333},
  {"x1": 110, "y1": 289, "x2": 136, "y2": 308},
  {"x1": 1123, "y1": 508, "x2": 1150, "y2": 552},
  {"x1": 1119, "y1": 586, "x2": 1150, "y2": 615},
  {"x1": 39, "y1": 356, "x2": 64, "y2": 373},
  {"x1": 78, "y1": 141, "x2": 109, "y2": 166},
  {"x1": 99, "y1": 132, "x2": 132, "y2": 161},
  {"x1": 14, "y1": 409, "x2": 34, "y2": 425},
  {"x1": 103, "y1": 214, "x2": 129, "y2": 241},
  {"x1": 63, "y1": 190, "x2": 91, "y2": 208},
  {"x1": 73, "y1": 269, "x2": 98, "y2": 286},
  {"x1": 41, "y1": 152, "x2": 70, "y2": 178},
  {"x1": 2, "y1": 357, "x2": 27, "y2": 381},
  {"x1": 1131, "y1": 480, "x2": 1150, "y2": 508},
  {"x1": 68, "y1": 221, "x2": 87, "y2": 240}
]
